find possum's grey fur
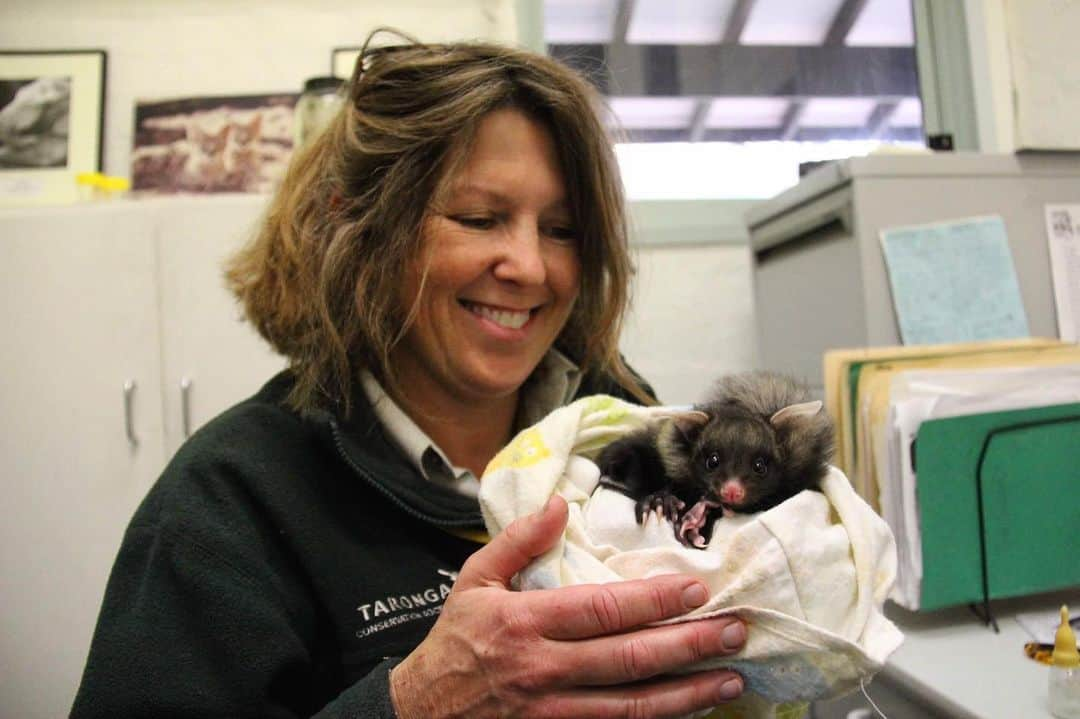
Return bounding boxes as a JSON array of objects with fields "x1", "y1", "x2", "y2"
[{"x1": 597, "y1": 370, "x2": 836, "y2": 546}]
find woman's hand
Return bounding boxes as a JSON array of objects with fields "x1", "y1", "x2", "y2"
[{"x1": 390, "y1": 497, "x2": 747, "y2": 719}]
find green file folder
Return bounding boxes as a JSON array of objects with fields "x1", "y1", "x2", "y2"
[{"x1": 914, "y1": 402, "x2": 1080, "y2": 611}]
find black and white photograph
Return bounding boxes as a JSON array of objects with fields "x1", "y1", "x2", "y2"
[
  {"x1": 0, "y1": 50, "x2": 105, "y2": 205},
  {"x1": 131, "y1": 93, "x2": 297, "y2": 195},
  {"x1": 0, "y1": 75, "x2": 71, "y2": 169}
]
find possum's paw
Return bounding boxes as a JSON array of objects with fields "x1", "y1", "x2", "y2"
[
  {"x1": 634, "y1": 491, "x2": 686, "y2": 526},
  {"x1": 675, "y1": 498, "x2": 722, "y2": 549}
]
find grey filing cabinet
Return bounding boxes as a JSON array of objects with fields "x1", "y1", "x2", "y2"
[{"x1": 745, "y1": 153, "x2": 1080, "y2": 393}]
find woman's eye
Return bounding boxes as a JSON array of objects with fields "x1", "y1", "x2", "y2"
[
  {"x1": 544, "y1": 225, "x2": 578, "y2": 243},
  {"x1": 752, "y1": 458, "x2": 768, "y2": 475},
  {"x1": 452, "y1": 215, "x2": 496, "y2": 230},
  {"x1": 705, "y1": 453, "x2": 721, "y2": 471}
]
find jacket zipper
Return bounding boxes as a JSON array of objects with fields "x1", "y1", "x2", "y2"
[{"x1": 329, "y1": 419, "x2": 484, "y2": 529}]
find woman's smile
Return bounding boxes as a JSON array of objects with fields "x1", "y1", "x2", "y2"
[{"x1": 460, "y1": 299, "x2": 536, "y2": 333}]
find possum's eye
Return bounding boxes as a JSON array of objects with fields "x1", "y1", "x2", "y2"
[
  {"x1": 705, "y1": 452, "x2": 721, "y2": 471},
  {"x1": 752, "y1": 457, "x2": 768, "y2": 475}
]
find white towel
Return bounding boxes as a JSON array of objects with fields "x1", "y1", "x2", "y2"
[{"x1": 480, "y1": 395, "x2": 903, "y2": 718}]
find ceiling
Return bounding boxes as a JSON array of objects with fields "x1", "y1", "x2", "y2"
[{"x1": 545, "y1": 0, "x2": 923, "y2": 143}]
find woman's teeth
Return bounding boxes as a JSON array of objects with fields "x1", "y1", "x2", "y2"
[{"x1": 464, "y1": 302, "x2": 530, "y2": 330}]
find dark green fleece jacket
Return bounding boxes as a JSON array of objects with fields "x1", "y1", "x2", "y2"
[{"x1": 71, "y1": 369, "x2": 648, "y2": 718}]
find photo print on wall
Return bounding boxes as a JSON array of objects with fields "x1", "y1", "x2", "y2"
[
  {"x1": 0, "y1": 50, "x2": 105, "y2": 206},
  {"x1": 131, "y1": 93, "x2": 297, "y2": 195},
  {"x1": 0, "y1": 76, "x2": 71, "y2": 169}
]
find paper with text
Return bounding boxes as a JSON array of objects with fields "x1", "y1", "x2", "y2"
[
  {"x1": 880, "y1": 216, "x2": 1029, "y2": 345},
  {"x1": 1044, "y1": 205, "x2": 1080, "y2": 342}
]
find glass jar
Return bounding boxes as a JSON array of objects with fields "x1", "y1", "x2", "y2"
[
  {"x1": 294, "y1": 76, "x2": 344, "y2": 149},
  {"x1": 1051, "y1": 666, "x2": 1080, "y2": 719}
]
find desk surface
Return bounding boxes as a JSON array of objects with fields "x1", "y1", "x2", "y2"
[{"x1": 881, "y1": 590, "x2": 1080, "y2": 718}]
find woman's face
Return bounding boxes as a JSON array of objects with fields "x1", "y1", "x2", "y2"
[{"x1": 393, "y1": 108, "x2": 581, "y2": 409}]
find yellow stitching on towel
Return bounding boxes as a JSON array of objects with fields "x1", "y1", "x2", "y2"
[{"x1": 486, "y1": 427, "x2": 551, "y2": 472}]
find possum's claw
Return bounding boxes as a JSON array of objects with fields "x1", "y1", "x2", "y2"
[{"x1": 634, "y1": 491, "x2": 686, "y2": 526}]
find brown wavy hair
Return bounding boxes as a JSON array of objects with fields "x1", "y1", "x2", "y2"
[{"x1": 225, "y1": 31, "x2": 649, "y2": 416}]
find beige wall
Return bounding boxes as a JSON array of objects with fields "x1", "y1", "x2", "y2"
[
  {"x1": 0, "y1": 0, "x2": 521, "y2": 177},
  {"x1": 964, "y1": 0, "x2": 1015, "y2": 152},
  {"x1": 620, "y1": 199, "x2": 760, "y2": 403},
  {"x1": 622, "y1": 242, "x2": 759, "y2": 404},
  {"x1": 965, "y1": 0, "x2": 1080, "y2": 151}
]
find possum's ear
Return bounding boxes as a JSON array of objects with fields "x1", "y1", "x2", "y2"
[
  {"x1": 652, "y1": 409, "x2": 709, "y2": 444},
  {"x1": 770, "y1": 400, "x2": 823, "y2": 427},
  {"x1": 656, "y1": 412, "x2": 710, "y2": 480},
  {"x1": 670, "y1": 410, "x2": 710, "y2": 440}
]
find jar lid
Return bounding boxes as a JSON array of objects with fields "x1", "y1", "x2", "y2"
[{"x1": 303, "y1": 76, "x2": 344, "y2": 94}]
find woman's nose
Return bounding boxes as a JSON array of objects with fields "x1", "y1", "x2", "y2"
[{"x1": 493, "y1": 220, "x2": 546, "y2": 285}]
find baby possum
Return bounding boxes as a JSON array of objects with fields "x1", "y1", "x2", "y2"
[{"x1": 597, "y1": 371, "x2": 835, "y2": 548}]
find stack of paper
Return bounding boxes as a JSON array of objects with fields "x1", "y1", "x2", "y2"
[
  {"x1": 880, "y1": 363, "x2": 1080, "y2": 608},
  {"x1": 823, "y1": 339, "x2": 1080, "y2": 610},
  {"x1": 824, "y1": 338, "x2": 1067, "y2": 488}
]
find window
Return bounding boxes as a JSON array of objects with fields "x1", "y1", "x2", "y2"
[{"x1": 546, "y1": 0, "x2": 924, "y2": 199}]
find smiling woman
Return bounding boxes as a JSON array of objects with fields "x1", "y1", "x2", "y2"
[
  {"x1": 224, "y1": 36, "x2": 646, "y2": 420},
  {"x1": 71, "y1": 31, "x2": 750, "y2": 719},
  {"x1": 396, "y1": 109, "x2": 582, "y2": 476}
]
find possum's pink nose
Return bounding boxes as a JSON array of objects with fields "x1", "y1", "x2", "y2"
[{"x1": 720, "y1": 480, "x2": 746, "y2": 505}]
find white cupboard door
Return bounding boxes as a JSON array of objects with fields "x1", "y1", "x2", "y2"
[
  {"x1": 0, "y1": 206, "x2": 166, "y2": 719},
  {"x1": 155, "y1": 196, "x2": 285, "y2": 458}
]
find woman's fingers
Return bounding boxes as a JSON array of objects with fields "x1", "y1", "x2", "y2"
[
  {"x1": 530, "y1": 669, "x2": 745, "y2": 719},
  {"x1": 525, "y1": 576, "x2": 711, "y2": 640},
  {"x1": 404, "y1": 499, "x2": 749, "y2": 718},
  {"x1": 545, "y1": 616, "x2": 747, "y2": 686},
  {"x1": 456, "y1": 496, "x2": 569, "y2": 590}
]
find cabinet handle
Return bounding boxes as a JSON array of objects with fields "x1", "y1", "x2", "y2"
[
  {"x1": 180, "y1": 376, "x2": 193, "y2": 439},
  {"x1": 123, "y1": 379, "x2": 138, "y2": 447}
]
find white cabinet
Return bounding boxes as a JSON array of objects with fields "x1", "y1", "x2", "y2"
[
  {"x1": 154, "y1": 197, "x2": 285, "y2": 457},
  {"x1": 0, "y1": 196, "x2": 284, "y2": 719}
]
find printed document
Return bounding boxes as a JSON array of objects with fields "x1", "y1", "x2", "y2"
[{"x1": 1044, "y1": 205, "x2": 1080, "y2": 342}]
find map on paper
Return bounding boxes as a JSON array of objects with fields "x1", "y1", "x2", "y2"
[{"x1": 879, "y1": 216, "x2": 1029, "y2": 345}]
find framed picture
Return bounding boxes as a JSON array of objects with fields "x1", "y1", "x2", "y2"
[
  {"x1": 131, "y1": 93, "x2": 297, "y2": 195},
  {"x1": 331, "y1": 47, "x2": 362, "y2": 81},
  {"x1": 0, "y1": 49, "x2": 106, "y2": 207}
]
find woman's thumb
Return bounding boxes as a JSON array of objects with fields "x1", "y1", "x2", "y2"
[{"x1": 456, "y1": 496, "x2": 568, "y2": 589}]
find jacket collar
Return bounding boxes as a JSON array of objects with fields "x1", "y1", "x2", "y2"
[
  {"x1": 299, "y1": 375, "x2": 485, "y2": 528},
  {"x1": 267, "y1": 362, "x2": 649, "y2": 531}
]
